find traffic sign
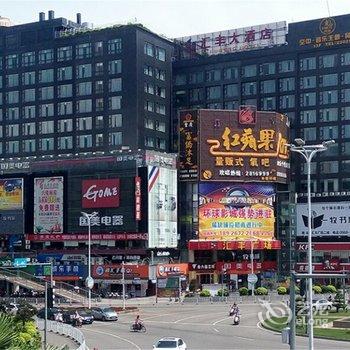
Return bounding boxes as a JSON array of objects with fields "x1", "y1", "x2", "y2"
[
  {"x1": 13, "y1": 258, "x2": 27, "y2": 268},
  {"x1": 85, "y1": 276, "x2": 94, "y2": 289},
  {"x1": 247, "y1": 273, "x2": 258, "y2": 284}
]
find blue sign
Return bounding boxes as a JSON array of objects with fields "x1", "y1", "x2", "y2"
[
  {"x1": 13, "y1": 258, "x2": 28, "y2": 268},
  {"x1": 35, "y1": 263, "x2": 86, "y2": 278}
]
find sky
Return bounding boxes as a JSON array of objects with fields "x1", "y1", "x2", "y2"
[{"x1": 0, "y1": 0, "x2": 349, "y2": 38}]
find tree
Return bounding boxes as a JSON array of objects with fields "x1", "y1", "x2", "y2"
[
  {"x1": 15, "y1": 301, "x2": 37, "y2": 326},
  {"x1": 0, "y1": 313, "x2": 18, "y2": 349},
  {"x1": 333, "y1": 290, "x2": 347, "y2": 312}
]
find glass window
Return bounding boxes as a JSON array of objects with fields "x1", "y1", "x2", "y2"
[
  {"x1": 6, "y1": 54, "x2": 18, "y2": 69},
  {"x1": 279, "y1": 77, "x2": 295, "y2": 92},
  {"x1": 144, "y1": 65, "x2": 153, "y2": 77},
  {"x1": 341, "y1": 52, "x2": 350, "y2": 66},
  {"x1": 109, "y1": 132, "x2": 122, "y2": 146},
  {"x1": 261, "y1": 96, "x2": 276, "y2": 110},
  {"x1": 189, "y1": 71, "x2": 204, "y2": 84},
  {"x1": 7, "y1": 91, "x2": 19, "y2": 104},
  {"x1": 108, "y1": 60, "x2": 122, "y2": 74},
  {"x1": 319, "y1": 90, "x2": 338, "y2": 105},
  {"x1": 40, "y1": 138, "x2": 54, "y2": 151},
  {"x1": 96, "y1": 97, "x2": 104, "y2": 112},
  {"x1": 320, "y1": 108, "x2": 338, "y2": 122},
  {"x1": 156, "y1": 47, "x2": 166, "y2": 61},
  {"x1": 342, "y1": 160, "x2": 350, "y2": 172},
  {"x1": 320, "y1": 161, "x2": 338, "y2": 173},
  {"x1": 109, "y1": 114, "x2": 122, "y2": 128},
  {"x1": 39, "y1": 86, "x2": 54, "y2": 100},
  {"x1": 242, "y1": 65, "x2": 257, "y2": 77},
  {"x1": 39, "y1": 120, "x2": 54, "y2": 134},
  {"x1": 77, "y1": 134, "x2": 92, "y2": 148},
  {"x1": 22, "y1": 71, "x2": 35, "y2": 85},
  {"x1": 206, "y1": 69, "x2": 221, "y2": 82},
  {"x1": 206, "y1": 86, "x2": 221, "y2": 99},
  {"x1": 144, "y1": 100, "x2": 154, "y2": 112},
  {"x1": 300, "y1": 57, "x2": 316, "y2": 70},
  {"x1": 6, "y1": 108, "x2": 19, "y2": 121},
  {"x1": 39, "y1": 69, "x2": 54, "y2": 83},
  {"x1": 156, "y1": 137, "x2": 166, "y2": 150},
  {"x1": 109, "y1": 78, "x2": 122, "y2": 92},
  {"x1": 155, "y1": 120, "x2": 166, "y2": 132},
  {"x1": 95, "y1": 62, "x2": 104, "y2": 76},
  {"x1": 145, "y1": 118, "x2": 153, "y2": 129},
  {"x1": 57, "y1": 67, "x2": 72, "y2": 81},
  {"x1": 319, "y1": 54, "x2": 337, "y2": 68},
  {"x1": 144, "y1": 82, "x2": 154, "y2": 95},
  {"x1": 58, "y1": 136, "x2": 73, "y2": 150},
  {"x1": 175, "y1": 74, "x2": 186, "y2": 85},
  {"x1": 6, "y1": 74, "x2": 19, "y2": 87},
  {"x1": 76, "y1": 99, "x2": 92, "y2": 113},
  {"x1": 7, "y1": 124, "x2": 19, "y2": 137},
  {"x1": 7, "y1": 141, "x2": 20, "y2": 154},
  {"x1": 341, "y1": 107, "x2": 350, "y2": 120},
  {"x1": 279, "y1": 95, "x2": 295, "y2": 109},
  {"x1": 320, "y1": 125, "x2": 338, "y2": 140},
  {"x1": 341, "y1": 142, "x2": 350, "y2": 155},
  {"x1": 301, "y1": 162, "x2": 317, "y2": 175},
  {"x1": 58, "y1": 84, "x2": 72, "y2": 98},
  {"x1": 260, "y1": 62, "x2": 275, "y2": 76},
  {"x1": 96, "y1": 116, "x2": 104, "y2": 129},
  {"x1": 300, "y1": 76, "x2": 316, "y2": 89},
  {"x1": 22, "y1": 52, "x2": 35, "y2": 66},
  {"x1": 39, "y1": 104, "x2": 54, "y2": 117},
  {"x1": 260, "y1": 80, "x2": 275, "y2": 94},
  {"x1": 224, "y1": 101, "x2": 239, "y2": 110},
  {"x1": 77, "y1": 82, "x2": 92, "y2": 96},
  {"x1": 341, "y1": 88, "x2": 350, "y2": 103},
  {"x1": 144, "y1": 42, "x2": 154, "y2": 57},
  {"x1": 23, "y1": 105, "x2": 36, "y2": 119},
  {"x1": 77, "y1": 117, "x2": 92, "y2": 131},
  {"x1": 96, "y1": 133, "x2": 104, "y2": 147},
  {"x1": 76, "y1": 64, "x2": 92, "y2": 79},
  {"x1": 302, "y1": 127, "x2": 317, "y2": 141},
  {"x1": 279, "y1": 60, "x2": 295, "y2": 73},
  {"x1": 23, "y1": 89, "x2": 35, "y2": 102},
  {"x1": 155, "y1": 86, "x2": 165, "y2": 98},
  {"x1": 300, "y1": 92, "x2": 316, "y2": 106},
  {"x1": 224, "y1": 84, "x2": 239, "y2": 98},
  {"x1": 23, "y1": 139, "x2": 36, "y2": 153},
  {"x1": 58, "y1": 119, "x2": 73, "y2": 132},
  {"x1": 342, "y1": 125, "x2": 350, "y2": 138},
  {"x1": 145, "y1": 136, "x2": 154, "y2": 147},
  {"x1": 76, "y1": 43, "x2": 92, "y2": 59},
  {"x1": 39, "y1": 49, "x2": 53, "y2": 64},
  {"x1": 57, "y1": 102, "x2": 73, "y2": 116},
  {"x1": 223, "y1": 67, "x2": 239, "y2": 80},
  {"x1": 189, "y1": 88, "x2": 204, "y2": 102},
  {"x1": 206, "y1": 102, "x2": 222, "y2": 109},
  {"x1": 109, "y1": 96, "x2": 121, "y2": 110},
  {"x1": 242, "y1": 82, "x2": 257, "y2": 96},
  {"x1": 94, "y1": 41, "x2": 103, "y2": 56},
  {"x1": 108, "y1": 38, "x2": 122, "y2": 54},
  {"x1": 57, "y1": 46, "x2": 72, "y2": 62},
  {"x1": 341, "y1": 72, "x2": 350, "y2": 85},
  {"x1": 95, "y1": 81, "x2": 104, "y2": 94},
  {"x1": 319, "y1": 179, "x2": 339, "y2": 192},
  {"x1": 320, "y1": 73, "x2": 338, "y2": 87}
]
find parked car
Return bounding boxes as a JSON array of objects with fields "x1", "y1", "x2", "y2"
[
  {"x1": 153, "y1": 337, "x2": 187, "y2": 350},
  {"x1": 312, "y1": 299, "x2": 332, "y2": 311},
  {"x1": 62, "y1": 310, "x2": 94, "y2": 324},
  {"x1": 7, "y1": 303, "x2": 19, "y2": 315},
  {"x1": 37, "y1": 307, "x2": 62, "y2": 320},
  {"x1": 92, "y1": 306, "x2": 118, "y2": 321}
]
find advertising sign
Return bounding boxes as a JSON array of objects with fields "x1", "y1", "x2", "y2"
[
  {"x1": 156, "y1": 263, "x2": 188, "y2": 277},
  {"x1": 148, "y1": 166, "x2": 177, "y2": 248},
  {"x1": 179, "y1": 111, "x2": 198, "y2": 180},
  {"x1": 82, "y1": 179, "x2": 120, "y2": 208},
  {"x1": 34, "y1": 177, "x2": 64, "y2": 234},
  {"x1": 135, "y1": 177, "x2": 141, "y2": 220},
  {"x1": 0, "y1": 178, "x2": 23, "y2": 210},
  {"x1": 198, "y1": 110, "x2": 290, "y2": 183},
  {"x1": 176, "y1": 21, "x2": 287, "y2": 56},
  {"x1": 199, "y1": 183, "x2": 275, "y2": 241},
  {"x1": 296, "y1": 202, "x2": 350, "y2": 236},
  {"x1": 92, "y1": 264, "x2": 148, "y2": 279},
  {"x1": 0, "y1": 210, "x2": 24, "y2": 235}
]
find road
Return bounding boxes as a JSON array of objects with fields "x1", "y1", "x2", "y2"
[{"x1": 81, "y1": 301, "x2": 350, "y2": 350}]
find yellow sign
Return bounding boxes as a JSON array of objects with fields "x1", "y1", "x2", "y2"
[{"x1": 0, "y1": 178, "x2": 23, "y2": 210}]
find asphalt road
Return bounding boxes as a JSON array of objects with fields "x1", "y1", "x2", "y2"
[{"x1": 80, "y1": 301, "x2": 350, "y2": 350}]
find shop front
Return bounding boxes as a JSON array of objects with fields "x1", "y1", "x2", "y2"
[{"x1": 156, "y1": 263, "x2": 189, "y2": 297}]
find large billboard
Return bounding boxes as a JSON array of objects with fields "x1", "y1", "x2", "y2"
[
  {"x1": 34, "y1": 177, "x2": 64, "y2": 234},
  {"x1": 176, "y1": 21, "x2": 287, "y2": 56},
  {"x1": 179, "y1": 111, "x2": 198, "y2": 180},
  {"x1": 82, "y1": 179, "x2": 120, "y2": 208},
  {"x1": 296, "y1": 202, "x2": 350, "y2": 237},
  {"x1": 0, "y1": 210, "x2": 24, "y2": 235},
  {"x1": 148, "y1": 166, "x2": 178, "y2": 248},
  {"x1": 0, "y1": 178, "x2": 23, "y2": 210},
  {"x1": 198, "y1": 110, "x2": 290, "y2": 183},
  {"x1": 199, "y1": 183, "x2": 275, "y2": 241}
]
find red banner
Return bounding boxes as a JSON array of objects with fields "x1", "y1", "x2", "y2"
[
  {"x1": 82, "y1": 179, "x2": 120, "y2": 208},
  {"x1": 296, "y1": 261, "x2": 350, "y2": 273},
  {"x1": 188, "y1": 240, "x2": 281, "y2": 250},
  {"x1": 296, "y1": 242, "x2": 350, "y2": 251},
  {"x1": 216, "y1": 261, "x2": 277, "y2": 274},
  {"x1": 156, "y1": 263, "x2": 189, "y2": 277},
  {"x1": 135, "y1": 177, "x2": 141, "y2": 221},
  {"x1": 92, "y1": 264, "x2": 149, "y2": 279},
  {"x1": 26, "y1": 233, "x2": 148, "y2": 242}
]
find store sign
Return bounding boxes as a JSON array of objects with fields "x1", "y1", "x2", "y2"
[
  {"x1": 216, "y1": 261, "x2": 277, "y2": 273},
  {"x1": 176, "y1": 21, "x2": 286, "y2": 56},
  {"x1": 34, "y1": 177, "x2": 64, "y2": 234},
  {"x1": 145, "y1": 151, "x2": 177, "y2": 169},
  {"x1": 188, "y1": 240, "x2": 281, "y2": 250},
  {"x1": 79, "y1": 214, "x2": 123, "y2": 227},
  {"x1": 0, "y1": 161, "x2": 30, "y2": 172},
  {"x1": 296, "y1": 202, "x2": 350, "y2": 236},
  {"x1": 179, "y1": 111, "x2": 198, "y2": 180},
  {"x1": 82, "y1": 179, "x2": 120, "y2": 208},
  {"x1": 157, "y1": 263, "x2": 188, "y2": 277},
  {"x1": 111, "y1": 255, "x2": 141, "y2": 261},
  {"x1": 198, "y1": 110, "x2": 290, "y2": 183},
  {"x1": 92, "y1": 264, "x2": 148, "y2": 279},
  {"x1": 296, "y1": 261, "x2": 350, "y2": 273},
  {"x1": 135, "y1": 177, "x2": 141, "y2": 220},
  {"x1": 0, "y1": 178, "x2": 23, "y2": 210},
  {"x1": 199, "y1": 183, "x2": 275, "y2": 241},
  {"x1": 189, "y1": 263, "x2": 215, "y2": 271},
  {"x1": 0, "y1": 210, "x2": 24, "y2": 235}
]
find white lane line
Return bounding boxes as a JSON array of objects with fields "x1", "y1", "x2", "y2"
[
  {"x1": 143, "y1": 313, "x2": 173, "y2": 320},
  {"x1": 212, "y1": 317, "x2": 231, "y2": 325},
  {"x1": 235, "y1": 335, "x2": 255, "y2": 341},
  {"x1": 174, "y1": 312, "x2": 223, "y2": 323},
  {"x1": 84, "y1": 328, "x2": 141, "y2": 350},
  {"x1": 213, "y1": 327, "x2": 220, "y2": 333}
]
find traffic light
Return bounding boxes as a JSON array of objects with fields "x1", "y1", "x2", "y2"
[
  {"x1": 300, "y1": 279, "x2": 306, "y2": 297},
  {"x1": 47, "y1": 286, "x2": 54, "y2": 308}
]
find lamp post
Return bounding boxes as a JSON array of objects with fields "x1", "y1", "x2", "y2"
[
  {"x1": 81, "y1": 211, "x2": 98, "y2": 309},
  {"x1": 288, "y1": 138, "x2": 335, "y2": 350}
]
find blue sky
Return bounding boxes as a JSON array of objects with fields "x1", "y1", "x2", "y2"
[{"x1": 1, "y1": 0, "x2": 349, "y2": 37}]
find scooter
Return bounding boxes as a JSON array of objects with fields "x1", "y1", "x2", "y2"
[{"x1": 233, "y1": 313, "x2": 240, "y2": 325}]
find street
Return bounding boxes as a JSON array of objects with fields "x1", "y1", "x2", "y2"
[{"x1": 81, "y1": 301, "x2": 350, "y2": 350}]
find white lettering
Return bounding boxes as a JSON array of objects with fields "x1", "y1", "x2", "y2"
[{"x1": 83, "y1": 184, "x2": 118, "y2": 203}]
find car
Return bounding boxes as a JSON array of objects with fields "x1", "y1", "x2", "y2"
[
  {"x1": 62, "y1": 310, "x2": 94, "y2": 324},
  {"x1": 91, "y1": 306, "x2": 118, "y2": 321},
  {"x1": 312, "y1": 299, "x2": 333, "y2": 311},
  {"x1": 153, "y1": 337, "x2": 187, "y2": 350},
  {"x1": 37, "y1": 307, "x2": 62, "y2": 320},
  {"x1": 7, "y1": 303, "x2": 18, "y2": 315}
]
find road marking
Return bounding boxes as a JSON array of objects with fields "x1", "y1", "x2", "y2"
[
  {"x1": 84, "y1": 328, "x2": 141, "y2": 350},
  {"x1": 235, "y1": 335, "x2": 255, "y2": 341},
  {"x1": 213, "y1": 327, "x2": 220, "y2": 333},
  {"x1": 174, "y1": 311, "x2": 223, "y2": 323},
  {"x1": 143, "y1": 313, "x2": 173, "y2": 320},
  {"x1": 212, "y1": 317, "x2": 231, "y2": 325}
]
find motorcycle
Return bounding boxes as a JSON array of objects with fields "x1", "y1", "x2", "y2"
[
  {"x1": 130, "y1": 322, "x2": 146, "y2": 333},
  {"x1": 73, "y1": 317, "x2": 83, "y2": 328},
  {"x1": 232, "y1": 313, "x2": 241, "y2": 325}
]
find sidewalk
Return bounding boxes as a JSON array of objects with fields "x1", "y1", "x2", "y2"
[{"x1": 40, "y1": 330, "x2": 78, "y2": 350}]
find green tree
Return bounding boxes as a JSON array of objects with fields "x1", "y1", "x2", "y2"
[
  {"x1": 0, "y1": 313, "x2": 18, "y2": 349},
  {"x1": 15, "y1": 301, "x2": 37, "y2": 326},
  {"x1": 333, "y1": 290, "x2": 347, "y2": 312}
]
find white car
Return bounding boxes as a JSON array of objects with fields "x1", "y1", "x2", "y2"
[
  {"x1": 312, "y1": 299, "x2": 332, "y2": 311},
  {"x1": 153, "y1": 337, "x2": 187, "y2": 350}
]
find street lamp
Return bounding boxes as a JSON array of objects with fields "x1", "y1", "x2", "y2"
[
  {"x1": 288, "y1": 138, "x2": 335, "y2": 350},
  {"x1": 81, "y1": 211, "x2": 98, "y2": 309}
]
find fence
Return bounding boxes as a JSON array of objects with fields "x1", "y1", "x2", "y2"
[{"x1": 36, "y1": 318, "x2": 89, "y2": 350}]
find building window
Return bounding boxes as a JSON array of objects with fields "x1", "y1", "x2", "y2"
[
  {"x1": 300, "y1": 57, "x2": 316, "y2": 70},
  {"x1": 279, "y1": 95, "x2": 295, "y2": 109},
  {"x1": 242, "y1": 82, "x2": 257, "y2": 96},
  {"x1": 223, "y1": 67, "x2": 238, "y2": 80},
  {"x1": 95, "y1": 81, "x2": 103, "y2": 94},
  {"x1": 58, "y1": 84, "x2": 72, "y2": 98},
  {"x1": 144, "y1": 83, "x2": 154, "y2": 95},
  {"x1": 7, "y1": 141, "x2": 19, "y2": 154},
  {"x1": 242, "y1": 65, "x2": 257, "y2": 77},
  {"x1": 320, "y1": 108, "x2": 338, "y2": 122},
  {"x1": 279, "y1": 60, "x2": 295, "y2": 73},
  {"x1": 222, "y1": 83, "x2": 238, "y2": 97},
  {"x1": 320, "y1": 161, "x2": 338, "y2": 174},
  {"x1": 175, "y1": 74, "x2": 186, "y2": 85},
  {"x1": 22, "y1": 71, "x2": 35, "y2": 85},
  {"x1": 260, "y1": 62, "x2": 275, "y2": 76},
  {"x1": 206, "y1": 102, "x2": 222, "y2": 109},
  {"x1": 320, "y1": 125, "x2": 338, "y2": 140},
  {"x1": 261, "y1": 97, "x2": 276, "y2": 110},
  {"x1": 23, "y1": 139, "x2": 36, "y2": 153},
  {"x1": 319, "y1": 90, "x2": 338, "y2": 105},
  {"x1": 109, "y1": 132, "x2": 122, "y2": 146},
  {"x1": 319, "y1": 54, "x2": 337, "y2": 68},
  {"x1": 6, "y1": 108, "x2": 19, "y2": 121},
  {"x1": 144, "y1": 42, "x2": 154, "y2": 57},
  {"x1": 145, "y1": 119, "x2": 153, "y2": 129},
  {"x1": 109, "y1": 96, "x2": 121, "y2": 110},
  {"x1": 108, "y1": 59, "x2": 122, "y2": 74},
  {"x1": 301, "y1": 162, "x2": 317, "y2": 175},
  {"x1": 94, "y1": 41, "x2": 103, "y2": 56},
  {"x1": 279, "y1": 77, "x2": 295, "y2": 92},
  {"x1": 260, "y1": 80, "x2": 275, "y2": 94},
  {"x1": 206, "y1": 69, "x2": 221, "y2": 82},
  {"x1": 39, "y1": 120, "x2": 54, "y2": 134},
  {"x1": 77, "y1": 117, "x2": 92, "y2": 131},
  {"x1": 320, "y1": 179, "x2": 339, "y2": 192},
  {"x1": 300, "y1": 92, "x2": 316, "y2": 107},
  {"x1": 320, "y1": 73, "x2": 338, "y2": 87},
  {"x1": 342, "y1": 125, "x2": 350, "y2": 138},
  {"x1": 95, "y1": 62, "x2": 104, "y2": 76},
  {"x1": 39, "y1": 69, "x2": 54, "y2": 83},
  {"x1": 155, "y1": 68, "x2": 166, "y2": 81},
  {"x1": 76, "y1": 99, "x2": 92, "y2": 113},
  {"x1": 77, "y1": 134, "x2": 92, "y2": 148},
  {"x1": 144, "y1": 65, "x2": 153, "y2": 77},
  {"x1": 108, "y1": 38, "x2": 122, "y2": 54},
  {"x1": 77, "y1": 82, "x2": 92, "y2": 96},
  {"x1": 206, "y1": 86, "x2": 221, "y2": 99},
  {"x1": 156, "y1": 47, "x2": 166, "y2": 61},
  {"x1": 341, "y1": 52, "x2": 350, "y2": 66},
  {"x1": 342, "y1": 160, "x2": 350, "y2": 172},
  {"x1": 224, "y1": 101, "x2": 239, "y2": 110},
  {"x1": 341, "y1": 178, "x2": 350, "y2": 191},
  {"x1": 58, "y1": 119, "x2": 73, "y2": 132},
  {"x1": 39, "y1": 86, "x2": 54, "y2": 100},
  {"x1": 6, "y1": 54, "x2": 18, "y2": 69},
  {"x1": 189, "y1": 71, "x2": 204, "y2": 84},
  {"x1": 155, "y1": 103, "x2": 166, "y2": 115},
  {"x1": 341, "y1": 88, "x2": 350, "y2": 103},
  {"x1": 96, "y1": 98, "x2": 104, "y2": 112},
  {"x1": 301, "y1": 127, "x2": 317, "y2": 141},
  {"x1": 58, "y1": 136, "x2": 73, "y2": 150},
  {"x1": 144, "y1": 100, "x2": 154, "y2": 112},
  {"x1": 189, "y1": 88, "x2": 204, "y2": 102},
  {"x1": 22, "y1": 52, "x2": 35, "y2": 66},
  {"x1": 7, "y1": 124, "x2": 20, "y2": 137},
  {"x1": 6, "y1": 91, "x2": 19, "y2": 104},
  {"x1": 156, "y1": 137, "x2": 166, "y2": 149},
  {"x1": 109, "y1": 114, "x2": 122, "y2": 128},
  {"x1": 6, "y1": 74, "x2": 19, "y2": 87},
  {"x1": 57, "y1": 102, "x2": 73, "y2": 116},
  {"x1": 96, "y1": 116, "x2": 104, "y2": 129},
  {"x1": 109, "y1": 78, "x2": 122, "y2": 92},
  {"x1": 155, "y1": 120, "x2": 166, "y2": 132},
  {"x1": 145, "y1": 136, "x2": 154, "y2": 147},
  {"x1": 39, "y1": 104, "x2": 54, "y2": 117},
  {"x1": 57, "y1": 66, "x2": 72, "y2": 81},
  {"x1": 76, "y1": 64, "x2": 92, "y2": 79},
  {"x1": 76, "y1": 43, "x2": 92, "y2": 59},
  {"x1": 155, "y1": 86, "x2": 165, "y2": 98},
  {"x1": 95, "y1": 134, "x2": 103, "y2": 147},
  {"x1": 23, "y1": 89, "x2": 35, "y2": 102},
  {"x1": 39, "y1": 49, "x2": 54, "y2": 64},
  {"x1": 40, "y1": 138, "x2": 54, "y2": 151},
  {"x1": 300, "y1": 76, "x2": 316, "y2": 89},
  {"x1": 23, "y1": 106, "x2": 36, "y2": 119},
  {"x1": 341, "y1": 71, "x2": 350, "y2": 85},
  {"x1": 57, "y1": 46, "x2": 72, "y2": 61}
]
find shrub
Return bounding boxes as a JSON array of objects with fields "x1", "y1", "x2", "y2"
[
  {"x1": 277, "y1": 286, "x2": 287, "y2": 295},
  {"x1": 255, "y1": 287, "x2": 268, "y2": 295},
  {"x1": 313, "y1": 285, "x2": 322, "y2": 294},
  {"x1": 217, "y1": 288, "x2": 229, "y2": 297},
  {"x1": 326, "y1": 285, "x2": 337, "y2": 293},
  {"x1": 321, "y1": 285, "x2": 328, "y2": 294},
  {"x1": 239, "y1": 287, "x2": 249, "y2": 296},
  {"x1": 199, "y1": 289, "x2": 211, "y2": 297}
]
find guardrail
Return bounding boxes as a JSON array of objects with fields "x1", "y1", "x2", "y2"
[{"x1": 36, "y1": 318, "x2": 89, "y2": 350}]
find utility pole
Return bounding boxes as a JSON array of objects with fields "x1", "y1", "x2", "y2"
[{"x1": 122, "y1": 260, "x2": 126, "y2": 310}]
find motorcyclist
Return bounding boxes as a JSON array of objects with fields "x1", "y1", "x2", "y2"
[
  {"x1": 74, "y1": 311, "x2": 83, "y2": 327},
  {"x1": 134, "y1": 315, "x2": 143, "y2": 330},
  {"x1": 230, "y1": 303, "x2": 239, "y2": 316}
]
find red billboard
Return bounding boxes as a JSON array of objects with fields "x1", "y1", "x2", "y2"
[{"x1": 82, "y1": 179, "x2": 120, "y2": 208}]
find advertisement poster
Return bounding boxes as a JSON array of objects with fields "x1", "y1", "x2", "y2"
[
  {"x1": 296, "y1": 202, "x2": 350, "y2": 237},
  {"x1": 0, "y1": 178, "x2": 23, "y2": 210},
  {"x1": 199, "y1": 183, "x2": 275, "y2": 241},
  {"x1": 34, "y1": 177, "x2": 64, "y2": 234},
  {"x1": 148, "y1": 166, "x2": 177, "y2": 248}
]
